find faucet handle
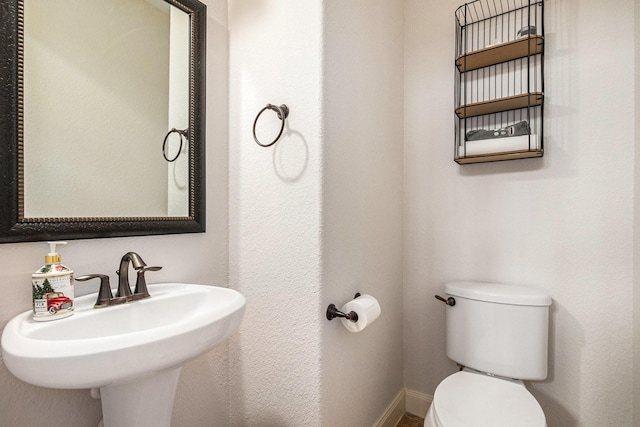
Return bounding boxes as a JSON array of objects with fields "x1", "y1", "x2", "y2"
[
  {"x1": 76, "y1": 274, "x2": 114, "y2": 308},
  {"x1": 133, "y1": 266, "x2": 162, "y2": 298}
]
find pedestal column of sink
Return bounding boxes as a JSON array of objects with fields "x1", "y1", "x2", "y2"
[{"x1": 100, "y1": 367, "x2": 182, "y2": 427}]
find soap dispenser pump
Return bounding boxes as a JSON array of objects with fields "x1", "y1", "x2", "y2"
[{"x1": 32, "y1": 241, "x2": 74, "y2": 321}]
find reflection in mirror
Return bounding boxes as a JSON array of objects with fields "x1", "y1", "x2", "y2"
[
  {"x1": 23, "y1": 0, "x2": 190, "y2": 218},
  {"x1": 0, "y1": 0, "x2": 206, "y2": 243}
]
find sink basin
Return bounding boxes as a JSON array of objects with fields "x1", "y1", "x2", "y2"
[{"x1": 2, "y1": 283, "x2": 245, "y2": 426}]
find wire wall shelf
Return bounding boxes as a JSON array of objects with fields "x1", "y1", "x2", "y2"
[{"x1": 454, "y1": 0, "x2": 544, "y2": 164}]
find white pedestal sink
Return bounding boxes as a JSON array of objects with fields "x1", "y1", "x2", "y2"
[{"x1": 1, "y1": 283, "x2": 246, "y2": 427}]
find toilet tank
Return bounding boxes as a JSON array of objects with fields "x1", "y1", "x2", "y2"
[{"x1": 445, "y1": 281, "x2": 551, "y2": 381}]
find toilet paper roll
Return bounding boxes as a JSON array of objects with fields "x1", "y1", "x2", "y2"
[{"x1": 340, "y1": 294, "x2": 381, "y2": 333}]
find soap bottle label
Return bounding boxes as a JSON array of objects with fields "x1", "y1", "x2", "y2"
[{"x1": 32, "y1": 271, "x2": 74, "y2": 321}]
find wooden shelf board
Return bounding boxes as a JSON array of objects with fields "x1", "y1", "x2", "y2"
[
  {"x1": 455, "y1": 92, "x2": 543, "y2": 119},
  {"x1": 456, "y1": 149, "x2": 543, "y2": 164},
  {"x1": 456, "y1": 36, "x2": 543, "y2": 72}
]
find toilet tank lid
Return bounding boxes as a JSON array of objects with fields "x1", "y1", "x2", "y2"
[{"x1": 446, "y1": 282, "x2": 552, "y2": 306}]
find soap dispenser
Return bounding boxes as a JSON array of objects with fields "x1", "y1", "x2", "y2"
[{"x1": 32, "y1": 241, "x2": 74, "y2": 321}]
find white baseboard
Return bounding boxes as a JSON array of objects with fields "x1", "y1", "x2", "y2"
[
  {"x1": 405, "y1": 389, "x2": 433, "y2": 418},
  {"x1": 374, "y1": 389, "x2": 433, "y2": 427},
  {"x1": 375, "y1": 389, "x2": 406, "y2": 427}
]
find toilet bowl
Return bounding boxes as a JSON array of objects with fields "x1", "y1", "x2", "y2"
[
  {"x1": 427, "y1": 281, "x2": 552, "y2": 427},
  {"x1": 424, "y1": 370, "x2": 546, "y2": 427}
]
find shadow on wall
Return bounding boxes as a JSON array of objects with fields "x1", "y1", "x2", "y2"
[
  {"x1": 532, "y1": 387, "x2": 578, "y2": 427},
  {"x1": 172, "y1": 347, "x2": 229, "y2": 426},
  {"x1": 529, "y1": 300, "x2": 582, "y2": 427},
  {"x1": 272, "y1": 123, "x2": 309, "y2": 182},
  {"x1": 457, "y1": 156, "x2": 545, "y2": 177},
  {"x1": 0, "y1": 364, "x2": 101, "y2": 426}
]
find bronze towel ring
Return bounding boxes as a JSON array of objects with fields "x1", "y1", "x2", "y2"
[
  {"x1": 163, "y1": 128, "x2": 188, "y2": 162},
  {"x1": 253, "y1": 104, "x2": 289, "y2": 147}
]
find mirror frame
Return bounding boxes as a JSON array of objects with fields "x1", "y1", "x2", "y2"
[{"x1": 0, "y1": 0, "x2": 206, "y2": 243}]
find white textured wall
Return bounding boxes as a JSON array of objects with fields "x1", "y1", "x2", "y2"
[
  {"x1": 228, "y1": 0, "x2": 324, "y2": 425},
  {"x1": 404, "y1": 1, "x2": 635, "y2": 426},
  {"x1": 229, "y1": 0, "x2": 404, "y2": 424},
  {"x1": 321, "y1": 0, "x2": 404, "y2": 425},
  {"x1": 0, "y1": 1, "x2": 229, "y2": 425}
]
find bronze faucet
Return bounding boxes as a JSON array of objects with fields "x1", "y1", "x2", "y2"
[{"x1": 76, "y1": 252, "x2": 162, "y2": 308}]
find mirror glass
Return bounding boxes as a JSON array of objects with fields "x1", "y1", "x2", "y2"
[
  {"x1": 23, "y1": 0, "x2": 190, "y2": 218},
  {"x1": 0, "y1": 0, "x2": 206, "y2": 242}
]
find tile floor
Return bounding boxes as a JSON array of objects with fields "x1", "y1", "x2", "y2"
[{"x1": 396, "y1": 413, "x2": 424, "y2": 427}]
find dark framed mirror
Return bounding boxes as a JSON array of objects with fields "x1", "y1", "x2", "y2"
[{"x1": 0, "y1": 0, "x2": 206, "y2": 243}]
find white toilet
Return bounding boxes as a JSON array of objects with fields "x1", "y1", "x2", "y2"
[{"x1": 425, "y1": 281, "x2": 552, "y2": 427}]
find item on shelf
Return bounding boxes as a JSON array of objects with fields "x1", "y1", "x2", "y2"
[
  {"x1": 517, "y1": 25, "x2": 537, "y2": 38},
  {"x1": 466, "y1": 120, "x2": 530, "y2": 141},
  {"x1": 461, "y1": 134, "x2": 538, "y2": 157}
]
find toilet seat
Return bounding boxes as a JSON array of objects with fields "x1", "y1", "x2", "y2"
[{"x1": 431, "y1": 371, "x2": 546, "y2": 427}]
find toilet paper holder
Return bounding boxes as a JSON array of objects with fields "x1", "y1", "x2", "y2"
[{"x1": 326, "y1": 293, "x2": 361, "y2": 322}]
